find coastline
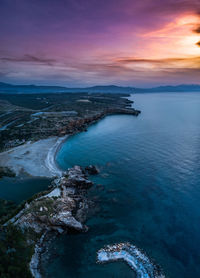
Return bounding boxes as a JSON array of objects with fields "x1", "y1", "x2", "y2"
[
  {"x1": 29, "y1": 234, "x2": 45, "y2": 278},
  {"x1": 0, "y1": 104, "x2": 140, "y2": 179},
  {"x1": 0, "y1": 135, "x2": 68, "y2": 178},
  {"x1": 97, "y1": 243, "x2": 165, "y2": 278},
  {"x1": 44, "y1": 135, "x2": 68, "y2": 177},
  {"x1": 10, "y1": 165, "x2": 95, "y2": 278},
  {"x1": 0, "y1": 108, "x2": 141, "y2": 278}
]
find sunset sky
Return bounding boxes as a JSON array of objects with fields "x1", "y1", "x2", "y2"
[{"x1": 0, "y1": 0, "x2": 200, "y2": 87}]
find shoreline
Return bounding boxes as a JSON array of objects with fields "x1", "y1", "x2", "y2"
[
  {"x1": 0, "y1": 105, "x2": 140, "y2": 179},
  {"x1": 0, "y1": 135, "x2": 68, "y2": 178},
  {"x1": 97, "y1": 243, "x2": 165, "y2": 278},
  {"x1": 11, "y1": 165, "x2": 95, "y2": 278},
  {"x1": 44, "y1": 135, "x2": 68, "y2": 177},
  {"x1": 0, "y1": 96, "x2": 142, "y2": 277}
]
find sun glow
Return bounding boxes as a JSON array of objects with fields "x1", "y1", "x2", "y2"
[
  {"x1": 177, "y1": 14, "x2": 199, "y2": 26},
  {"x1": 138, "y1": 13, "x2": 200, "y2": 62},
  {"x1": 181, "y1": 34, "x2": 200, "y2": 54}
]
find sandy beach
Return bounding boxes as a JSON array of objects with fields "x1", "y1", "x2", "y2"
[{"x1": 0, "y1": 136, "x2": 68, "y2": 178}]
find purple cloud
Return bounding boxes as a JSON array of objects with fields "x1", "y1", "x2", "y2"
[{"x1": 0, "y1": 0, "x2": 200, "y2": 85}]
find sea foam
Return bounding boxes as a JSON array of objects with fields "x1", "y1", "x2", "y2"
[{"x1": 97, "y1": 242, "x2": 165, "y2": 278}]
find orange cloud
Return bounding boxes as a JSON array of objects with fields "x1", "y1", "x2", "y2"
[{"x1": 139, "y1": 13, "x2": 200, "y2": 59}]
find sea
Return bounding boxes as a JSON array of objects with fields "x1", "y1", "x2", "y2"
[{"x1": 2, "y1": 92, "x2": 200, "y2": 278}]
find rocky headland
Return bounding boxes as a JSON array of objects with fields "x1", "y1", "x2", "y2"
[
  {"x1": 6, "y1": 165, "x2": 97, "y2": 277},
  {"x1": 0, "y1": 94, "x2": 140, "y2": 178},
  {"x1": 0, "y1": 93, "x2": 141, "y2": 277},
  {"x1": 0, "y1": 93, "x2": 140, "y2": 152}
]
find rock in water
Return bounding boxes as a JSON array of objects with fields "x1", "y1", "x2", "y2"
[
  {"x1": 85, "y1": 165, "x2": 99, "y2": 175},
  {"x1": 97, "y1": 242, "x2": 165, "y2": 278}
]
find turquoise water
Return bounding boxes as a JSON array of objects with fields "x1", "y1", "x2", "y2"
[
  {"x1": 48, "y1": 92, "x2": 200, "y2": 278},
  {"x1": 0, "y1": 176, "x2": 51, "y2": 203}
]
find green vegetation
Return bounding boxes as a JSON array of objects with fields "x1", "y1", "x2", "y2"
[
  {"x1": 0, "y1": 191, "x2": 53, "y2": 278},
  {"x1": 0, "y1": 190, "x2": 55, "y2": 277},
  {"x1": 0, "y1": 199, "x2": 17, "y2": 219},
  {"x1": 26, "y1": 197, "x2": 54, "y2": 217},
  {"x1": 0, "y1": 199, "x2": 35, "y2": 277},
  {"x1": 0, "y1": 224, "x2": 33, "y2": 278},
  {"x1": 0, "y1": 189, "x2": 52, "y2": 225},
  {"x1": 0, "y1": 94, "x2": 51, "y2": 110},
  {"x1": 0, "y1": 92, "x2": 130, "y2": 111},
  {"x1": 0, "y1": 92, "x2": 138, "y2": 277},
  {"x1": 0, "y1": 191, "x2": 57, "y2": 278},
  {"x1": 0, "y1": 167, "x2": 16, "y2": 179},
  {"x1": 0, "y1": 92, "x2": 136, "y2": 151},
  {"x1": 0, "y1": 200, "x2": 25, "y2": 225}
]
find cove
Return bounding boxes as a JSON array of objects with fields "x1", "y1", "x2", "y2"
[
  {"x1": 0, "y1": 176, "x2": 51, "y2": 204},
  {"x1": 44, "y1": 92, "x2": 200, "y2": 278}
]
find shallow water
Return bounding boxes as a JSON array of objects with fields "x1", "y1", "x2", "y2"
[
  {"x1": 47, "y1": 92, "x2": 199, "y2": 277},
  {"x1": 0, "y1": 176, "x2": 51, "y2": 203}
]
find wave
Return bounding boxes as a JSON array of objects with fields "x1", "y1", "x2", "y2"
[{"x1": 97, "y1": 242, "x2": 165, "y2": 278}]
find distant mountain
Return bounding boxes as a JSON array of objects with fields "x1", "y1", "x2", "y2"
[
  {"x1": 0, "y1": 82, "x2": 200, "y2": 94},
  {"x1": 86, "y1": 85, "x2": 134, "y2": 94},
  {"x1": 133, "y1": 84, "x2": 200, "y2": 93},
  {"x1": 0, "y1": 82, "x2": 67, "y2": 93},
  {"x1": 0, "y1": 83, "x2": 134, "y2": 94}
]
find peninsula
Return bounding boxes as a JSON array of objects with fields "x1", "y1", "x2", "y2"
[
  {"x1": 0, "y1": 93, "x2": 140, "y2": 177},
  {"x1": 0, "y1": 92, "x2": 140, "y2": 277}
]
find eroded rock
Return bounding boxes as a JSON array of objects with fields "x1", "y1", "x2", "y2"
[{"x1": 12, "y1": 166, "x2": 93, "y2": 234}]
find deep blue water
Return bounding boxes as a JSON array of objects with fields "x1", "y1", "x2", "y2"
[{"x1": 48, "y1": 92, "x2": 200, "y2": 278}]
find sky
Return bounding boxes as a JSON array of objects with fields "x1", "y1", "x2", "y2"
[{"x1": 0, "y1": 0, "x2": 200, "y2": 87}]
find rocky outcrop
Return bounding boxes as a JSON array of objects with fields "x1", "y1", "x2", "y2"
[
  {"x1": 0, "y1": 93, "x2": 141, "y2": 152},
  {"x1": 85, "y1": 165, "x2": 99, "y2": 175},
  {"x1": 97, "y1": 243, "x2": 165, "y2": 278},
  {"x1": 66, "y1": 165, "x2": 93, "y2": 188},
  {"x1": 58, "y1": 108, "x2": 140, "y2": 136},
  {"x1": 12, "y1": 166, "x2": 93, "y2": 234}
]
